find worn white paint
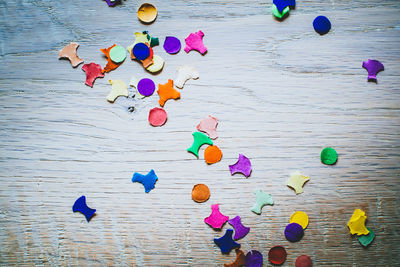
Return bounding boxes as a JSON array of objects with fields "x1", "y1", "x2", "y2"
[{"x1": 0, "y1": 0, "x2": 400, "y2": 266}]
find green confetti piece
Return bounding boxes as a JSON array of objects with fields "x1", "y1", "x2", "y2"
[
  {"x1": 358, "y1": 227, "x2": 375, "y2": 247},
  {"x1": 321, "y1": 147, "x2": 338, "y2": 165},
  {"x1": 109, "y1": 45, "x2": 127, "y2": 63},
  {"x1": 272, "y1": 4, "x2": 290, "y2": 19},
  {"x1": 187, "y1": 132, "x2": 213, "y2": 158}
]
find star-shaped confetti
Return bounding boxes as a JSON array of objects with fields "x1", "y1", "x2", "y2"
[
  {"x1": 214, "y1": 229, "x2": 241, "y2": 254},
  {"x1": 131, "y1": 169, "x2": 158, "y2": 193},
  {"x1": 286, "y1": 171, "x2": 309, "y2": 194},
  {"x1": 196, "y1": 115, "x2": 218, "y2": 139},
  {"x1": 157, "y1": 79, "x2": 180, "y2": 107},
  {"x1": 82, "y1": 63, "x2": 104, "y2": 87},
  {"x1": 251, "y1": 190, "x2": 274, "y2": 215},
  {"x1": 187, "y1": 132, "x2": 213, "y2": 158},
  {"x1": 228, "y1": 216, "x2": 250, "y2": 240},
  {"x1": 204, "y1": 204, "x2": 229, "y2": 229},
  {"x1": 229, "y1": 154, "x2": 252, "y2": 178},
  {"x1": 347, "y1": 209, "x2": 369, "y2": 236},
  {"x1": 107, "y1": 80, "x2": 128, "y2": 103},
  {"x1": 59, "y1": 42, "x2": 84, "y2": 67},
  {"x1": 184, "y1": 30, "x2": 207, "y2": 54}
]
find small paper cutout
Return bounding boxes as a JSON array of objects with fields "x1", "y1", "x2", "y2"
[
  {"x1": 73, "y1": 195, "x2": 96, "y2": 222},
  {"x1": 214, "y1": 229, "x2": 241, "y2": 254},
  {"x1": 228, "y1": 216, "x2": 250, "y2": 240},
  {"x1": 157, "y1": 79, "x2": 180, "y2": 106},
  {"x1": 184, "y1": 30, "x2": 207, "y2": 54},
  {"x1": 290, "y1": 211, "x2": 309, "y2": 229},
  {"x1": 284, "y1": 222, "x2": 304, "y2": 242},
  {"x1": 295, "y1": 255, "x2": 313, "y2": 267},
  {"x1": 268, "y1": 246, "x2": 287, "y2": 265},
  {"x1": 100, "y1": 44, "x2": 122, "y2": 73},
  {"x1": 224, "y1": 249, "x2": 246, "y2": 267},
  {"x1": 175, "y1": 65, "x2": 199, "y2": 89},
  {"x1": 251, "y1": 190, "x2": 273, "y2": 215},
  {"x1": 148, "y1": 107, "x2": 167, "y2": 127},
  {"x1": 245, "y1": 250, "x2": 263, "y2": 267},
  {"x1": 347, "y1": 209, "x2": 369, "y2": 236},
  {"x1": 286, "y1": 171, "x2": 309, "y2": 194},
  {"x1": 204, "y1": 204, "x2": 229, "y2": 229},
  {"x1": 187, "y1": 132, "x2": 213, "y2": 158},
  {"x1": 191, "y1": 184, "x2": 210, "y2": 203},
  {"x1": 362, "y1": 59, "x2": 384, "y2": 82},
  {"x1": 109, "y1": 45, "x2": 127, "y2": 63},
  {"x1": 204, "y1": 145, "x2": 223, "y2": 164},
  {"x1": 137, "y1": 3, "x2": 157, "y2": 24},
  {"x1": 59, "y1": 42, "x2": 84, "y2": 67},
  {"x1": 273, "y1": 0, "x2": 296, "y2": 12},
  {"x1": 196, "y1": 115, "x2": 218, "y2": 139},
  {"x1": 163, "y1": 36, "x2": 181, "y2": 54},
  {"x1": 107, "y1": 80, "x2": 128, "y2": 103},
  {"x1": 272, "y1": 4, "x2": 290, "y2": 19},
  {"x1": 320, "y1": 147, "x2": 338, "y2": 165},
  {"x1": 358, "y1": 227, "x2": 375, "y2": 247},
  {"x1": 105, "y1": 0, "x2": 121, "y2": 7},
  {"x1": 131, "y1": 169, "x2": 158, "y2": 193},
  {"x1": 146, "y1": 54, "x2": 165, "y2": 73},
  {"x1": 82, "y1": 63, "x2": 104, "y2": 87},
  {"x1": 229, "y1": 154, "x2": 252, "y2": 177},
  {"x1": 313, "y1": 16, "x2": 331, "y2": 35}
]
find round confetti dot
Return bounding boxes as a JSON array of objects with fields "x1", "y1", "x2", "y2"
[
  {"x1": 268, "y1": 246, "x2": 287, "y2": 265},
  {"x1": 132, "y1": 43, "x2": 150, "y2": 60},
  {"x1": 285, "y1": 223, "x2": 304, "y2": 242},
  {"x1": 313, "y1": 16, "x2": 331, "y2": 35},
  {"x1": 204, "y1": 145, "x2": 223, "y2": 164},
  {"x1": 146, "y1": 55, "x2": 165, "y2": 73},
  {"x1": 109, "y1": 45, "x2": 127, "y2": 63},
  {"x1": 137, "y1": 3, "x2": 157, "y2": 24},
  {"x1": 137, "y1": 78, "x2": 155, "y2": 96},
  {"x1": 163, "y1": 36, "x2": 181, "y2": 54},
  {"x1": 320, "y1": 147, "x2": 338, "y2": 165},
  {"x1": 148, "y1": 107, "x2": 167, "y2": 127},
  {"x1": 290, "y1": 211, "x2": 309, "y2": 229},
  {"x1": 191, "y1": 184, "x2": 210, "y2": 203},
  {"x1": 295, "y1": 255, "x2": 313, "y2": 267},
  {"x1": 245, "y1": 250, "x2": 263, "y2": 267}
]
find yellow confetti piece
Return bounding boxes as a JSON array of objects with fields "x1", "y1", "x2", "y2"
[
  {"x1": 347, "y1": 209, "x2": 370, "y2": 236},
  {"x1": 290, "y1": 211, "x2": 309, "y2": 229},
  {"x1": 107, "y1": 80, "x2": 128, "y2": 103},
  {"x1": 286, "y1": 171, "x2": 309, "y2": 194}
]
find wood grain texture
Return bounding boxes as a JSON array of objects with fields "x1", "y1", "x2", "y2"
[{"x1": 1, "y1": 0, "x2": 400, "y2": 266}]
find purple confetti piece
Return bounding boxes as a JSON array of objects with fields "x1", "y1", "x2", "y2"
[
  {"x1": 284, "y1": 222, "x2": 304, "y2": 242},
  {"x1": 246, "y1": 250, "x2": 263, "y2": 267},
  {"x1": 163, "y1": 36, "x2": 181, "y2": 54},
  {"x1": 228, "y1": 216, "x2": 250, "y2": 240},
  {"x1": 362, "y1": 59, "x2": 384, "y2": 82},
  {"x1": 229, "y1": 154, "x2": 252, "y2": 177},
  {"x1": 137, "y1": 78, "x2": 156, "y2": 96},
  {"x1": 104, "y1": 0, "x2": 121, "y2": 7}
]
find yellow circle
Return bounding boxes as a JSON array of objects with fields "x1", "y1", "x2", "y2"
[
  {"x1": 290, "y1": 211, "x2": 309, "y2": 229},
  {"x1": 137, "y1": 3, "x2": 157, "y2": 24}
]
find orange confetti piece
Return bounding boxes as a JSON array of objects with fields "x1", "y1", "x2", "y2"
[
  {"x1": 157, "y1": 79, "x2": 180, "y2": 107},
  {"x1": 191, "y1": 184, "x2": 210, "y2": 203},
  {"x1": 204, "y1": 145, "x2": 222, "y2": 164},
  {"x1": 100, "y1": 44, "x2": 122, "y2": 73},
  {"x1": 224, "y1": 249, "x2": 246, "y2": 267}
]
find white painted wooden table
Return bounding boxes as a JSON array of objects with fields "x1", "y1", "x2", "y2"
[{"x1": 0, "y1": 0, "x2": 399, "y2": 266}]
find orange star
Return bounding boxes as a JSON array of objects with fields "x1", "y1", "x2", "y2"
[
  {"x1": 157, "y1": 79, "x2": 180, "y2": 107},
  {"x1": 100, "y1": 44, "x2": 122, "y2": 73}
]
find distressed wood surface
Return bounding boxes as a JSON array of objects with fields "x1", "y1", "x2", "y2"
[{"x1": 1, "y1": 0, "x2": 400, "y2": 266}]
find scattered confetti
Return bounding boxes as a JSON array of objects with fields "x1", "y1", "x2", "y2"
[
  {"x1": 59, "y1": 42, "x2": 84, "y2": 67},
  {"x1": 163, "y1": 36, "x2": 181, "y2": 54},
  {"x1": 148, "y1": 107, "x2": 167, "y2": 127},
  {"x1": 107, "y1": 80, "x2": 128, "y2": 103},
  {"x1": 204, "y1": 145, "x2": 223, "y2": 164},
  {"x1": 204, "y1": 204, "x2": 229, "y2": 229},
  {"x1": 295, "y1": 255, "x2": 313, "y2": 267},
  {"x1": 228, "y1": 216, "x2": 250, "y2": 240},
  {"x1": 109, "y1": 45, "x2": 127, "y2": 63},
  {"x1": 320, "y1": 147, "x2": 338, "y2": 165},
  {"x1": 285, "y1": 222, "x2": 304, "y2": 242},
  {"x1": 146, "y1": 54, "x2": 165, "y2": 73},
  {"x1": 224, "y1": 249, "x2": 246, "y2": 267},
  {"x1": 127, "y1": 31, "x2": 159, "y2": 53},
  {"x1": 286, "y1": 171, "x2": 309, "y2": 194},
  {"x1": 268, "y1": 246, "x2": 287, "y2": 265},
  {"x1": 196, "y1": 115, "x2": 218, "y2": 139},
  {"x1": 272, "y1": 4, "x2": 290, "y2": 19},
  {"x1": 104, "y1": 0, "x2": 120, "y2": 7},
  {"x1": 157, "y1": 79, "x2": 180, "y2": 106},
  {"x1": 358, "y1": 227, "x2": 375, "y2": 247},
  {"x1": 229, "y1": 154, "x2": 252, "y2": 177},
  {"x1": 82, "y1": 63, "x2": 104, "y2": 87},
  {"x1": 313, "y1": 16, "x2": 331, "y2": 35},
  {"x1": 245, "y1": 250, "x2": 263, "y2": 267},
  {"x1": 191, "y1": 184, "x2": 210, "y2": 203},
  {"x1": 131, "y1": 44, "x2": 154, "y2": 68},
  {"x1": 214, "y1": 229, "x2": 241, "y2": 254},
  {"x1": 184, "y1": 30, "x2": 207, "y2": 54},
  {"x1": 72, "y1": 195, "x2": 96, "y2": 222},
  {"x1": 290, "y1": 211, "x2": 309, "y2": 229},
  {"x1": 100, "y1": 44, "x2": 122, "y2": 73},
  {"x1": 273, "y1": 0, "x2": 295, "y2": 12},
  {"x1": 132, "y1": 43, "x2": 150, "y2": 60},
  {"x1": 347, "y1": 209, "x2": 369, "y2": 236},
  {"x1": 187, "y1": 132, "x2": 213, "y2": 158},
  {"x1": 137, "y1": 3, "x2": 157, "y2": 24},
  {"x1": 137, "y1": 78, "x2": 156, "y2": 96},
  {"x1": 175, "y1": 65, "x2": 199, "y2": 89},
  {"x1": 251, "y1": 190, "x2": 274, "y2": 215},
  {"x1": 131, "y1": 169, "x2": 158, "y2": 193},
  {"x1": 362, "y1": 59, "x2": 384, "y2": 82}
]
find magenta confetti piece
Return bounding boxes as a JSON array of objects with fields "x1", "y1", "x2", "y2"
[
  {"x1": 229, "y1": 154, "x2": 252, "y2": 177},
  {"x1": 228, "y1": 216, "x2": 250, "y2": 240},
  {"x1": 246, "y1": 250, "x2": 263, "y2": 267},
  {"x1": 184, "y1": 30, "x2": 207, "y2": 54},
  {"x1": 163, "y1": 36, "x2": 181, "y2": 54},
  {"x1": 362, "y1": 59, "x2": 384, "y2": 82},
  {"x1": 204, "y1": 204, "x2": 229, "y2": 229}
]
